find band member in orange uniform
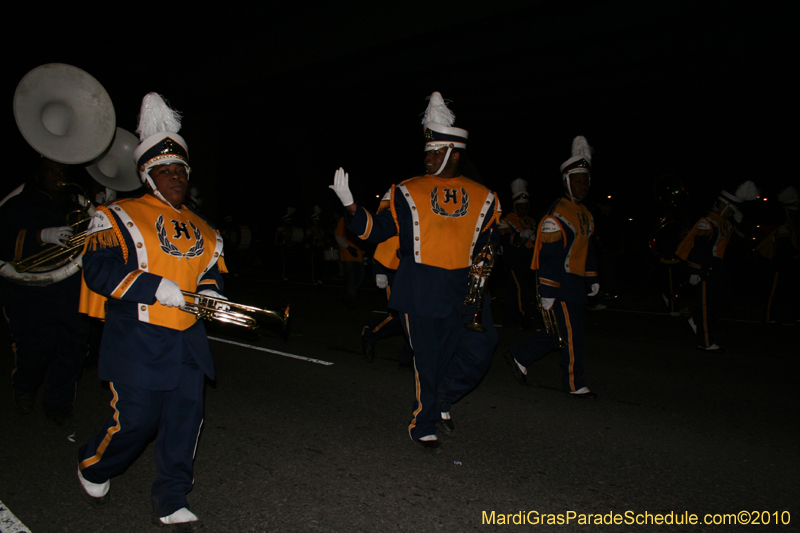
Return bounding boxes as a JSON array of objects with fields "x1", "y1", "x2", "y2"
[
  {"x1": 330, "y1": 92, "x2": 500, "y2": 452},
  {"x1": 499, "y1": 178, "x2": 536, "y2": 327},
  {"x1": 676, "y1": 180, "x2": 759, "y2": 351},
  {"x1": 505, "y1": 136, "x2": 599, "y2": 398},
  {"x1": 77, "y1": 94, "x2": 225, "y2": 531}
]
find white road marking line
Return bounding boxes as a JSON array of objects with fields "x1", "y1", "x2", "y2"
[
  {"x1": 0, "y1": 501, "x2": 31, "y2": 533},
  {"x1": 208, "y1": 336, "x2": 334, "y2": 365}
]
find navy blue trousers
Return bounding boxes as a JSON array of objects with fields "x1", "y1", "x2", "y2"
[
  {"x1": 4, "y1": 279, "x2": 89, "y2": 416},
  {"x1": 509, "y1": 300, "x2": 587, "y2": 392},
  {"x1": 362, "y1": 311, "x2": 413, "y2": 363},
  {"x1": 79, "y1": 359, "x2": 205, "y2": 517},
  {"x1": 402, "y1": 301, "x2": 497, "y2": 440}
]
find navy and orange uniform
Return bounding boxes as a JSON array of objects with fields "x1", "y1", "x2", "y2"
[
  {"x1": 498, "y1": 211, "x2": 537, "y2": 325},
  {"x1": 508, "y1": 195, "x2": 598, "y2": 393},
  {"x1": 77, "y1": 192, "x2": 226, "y2": 518},
  {"x1": 336, "y1": 215, "x2": 365, "y2": 308},
  {"x1": 499, "y1": 211, "x2": 536, "y2": 250},
  {"x1": 0, "y1": 182, "x2": 90, "y2": 419},
  {"x1": 361, "y1": 193, "x2": 410, "y2": 363},
  {"x1": 675, "y1": 211, "x2": 740, "y2": 347},
  {"x1": 335, "y1": 216, "x2": 364, "y2": 263},
  {"x1": 755, "y1": 218, "x2": 798, "y2": 323},
  {"x1": 350, "y1": 173, "x2": 500, "y2": 441},
  {"x1": 304, "y1": 221, "x2": 325, "y2": 284}
]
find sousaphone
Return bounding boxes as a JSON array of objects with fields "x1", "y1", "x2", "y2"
[{"x1": 0, "y1": 63, "x2": 117, "y2": 286}]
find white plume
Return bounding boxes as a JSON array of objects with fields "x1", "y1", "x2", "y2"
[
  {"x1": 571, "y1": 136, "x2": 593, "y2": 163},
  {"x1": 734, "y1": 180, "x2": 760, "y2": 201},
  {"x1": 136, "y1": 93, "x2": 182, "y2": 141},
  {"x1": 421, "y1": 91, "x2": 455, "y2": 126}
]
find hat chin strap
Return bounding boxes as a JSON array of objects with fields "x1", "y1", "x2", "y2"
[
  {"x1": 563, "y1": 169, "x2": 590, "y2": 202},
  {"x1": 434, "y1": 146, "x2": 452, "y2": 176},
  {"x1": 141, "y1": 171, "x2": 182, "y2": 213}
]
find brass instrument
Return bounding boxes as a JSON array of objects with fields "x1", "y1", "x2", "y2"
[
  {"x1": 9, "y1": 182, "x2": 92, "y2": 274},
  {"x1": 535, "y1": 284, "x2": 566, "y2": 348},
  {"x1": 464, "y1": 229, "x2": 495, "y2": 332},
  {"x1": 3, "y1": 64, "x2": 138, "y2": 286},
  {"x1": 181, "y1": 291, "x2": 290, "y2": 332}
]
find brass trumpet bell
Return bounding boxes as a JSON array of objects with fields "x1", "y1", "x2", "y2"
[{"x1": 181, "y1": 291, "x2": 290, "y2": 332}]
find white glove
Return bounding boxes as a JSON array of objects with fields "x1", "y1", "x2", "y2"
[
  {"x1": 588, "y1": 283, "x2": 600, "y2": 297},
  {"x1": 40, "y1": 226, "x2": 74, "y2": 248},
  {"x1": 733, "y1": 210, "x2": 743, "y2": 224},
  {"x1": 329, "y1": 167, "x2": 354, "y2": 207},
  {"x1": 541, "y1": 297, "x2": 555, "y2": 311},
  {"x1": 519, "y1": 229, "x2": 533, "y2": 240},
  {"x1": 689, "y1": 274, "x2": 701, "y2": 286},
  {"x1": 198, "y1": 289, "x2": 229, "y2": 311},
  {"x1": 375, "y1": 274, "x2": 388, "y2": 289},
  {"x1": 155, "y1": 278, "x2": 185, "y2": 308}
]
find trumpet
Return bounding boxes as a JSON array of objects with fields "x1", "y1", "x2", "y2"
[
  {"x1": 464, "y1": 229, "x2": 495, "y2": 332},
  {"x1": 536, "y1": 288, "x2": 566, "y2": 348},
  {"x1": 181, "y1": 291, "x2": 290, "y2": 332}
]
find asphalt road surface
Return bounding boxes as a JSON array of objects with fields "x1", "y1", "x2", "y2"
[{"x1": 1, "y1": 273, "x2": 798, "y2": 533}]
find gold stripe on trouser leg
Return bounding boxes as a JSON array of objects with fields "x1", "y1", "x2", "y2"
[
  {"x1": 404, "y1": 314, "x2": 422, "y2": 436},
  {"x1": 562, "y1": 302, "x2": 576, "y2": 391},
  {"x1": 79, "y1": 383, "x2": 122, "y2": 470}
]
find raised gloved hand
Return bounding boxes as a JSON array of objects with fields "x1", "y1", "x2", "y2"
[
  {"x1": 541, "y1": 297, "x2": 555, "y2": 311},
  {"x1": 519, "y1": 229, "x2": 534, "y2": 240},
  {"x1": 689, "y1": 274, "x2": 701, "y2": 286},
  {"x1": 375, "y1": 274, "x2": 388, "y2": 289},
  {"x1": 329, "y1": 167, "x2": 354, "y2": 207},
  {"x1": 347, "y1": 246, "x2": 359, "y2": 257},
  {"x1": 155, "y1": 278, "x2": 185, "y2": 308},
  {"x1": 588, "y1": 283, "x2": 600, "y2": 297},
  {"x1": 198, "y1": 289, "x2": 229, "y2": 311},
  {"x1": 40, "y1": 226, "x2": 74, "y2": 248}
]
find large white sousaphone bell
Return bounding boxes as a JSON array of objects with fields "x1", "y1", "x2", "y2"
[
  {"x1": 1, "y1": 63, "x2": 121, "y2": 286},
  {"x1": 13, "y1": 63, "x2": 116, "y2": 165}
]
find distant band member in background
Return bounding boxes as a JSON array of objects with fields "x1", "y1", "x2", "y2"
[
  {"x1": 676, "y1": 180, "x2": 759, "y2": 351},
  {"x1": 755, "y1": 186, "x2": 798, "y2": 324},
  {"x1": 360, "y1": 192, "x2": 413, "y2": 368},
  {"x1": 305, "y1": 205, "x2": 325, "y2": 285},
  {"x1": 77, "y1": 94, "x2": 226, "y2": 531},
  {"x1": 498, "y1": 178, "x2": 536, "y2": 328},
  {"x1": 505, "y1": 136, "x2": 599, "y2": 398},
  {"x1": 335, "y1": 211, "x2": 365, "y2": 310}
]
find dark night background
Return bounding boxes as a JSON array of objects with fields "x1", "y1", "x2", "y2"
[{"x1": 3, "y1": 2, "x2": 794, "y2": 240}]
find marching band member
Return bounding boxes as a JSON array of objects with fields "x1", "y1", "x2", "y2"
[
  {"x1": 498, "y1": 178, "x2": 536, "y2": 327},
  {"x1": 305, "y1": 205, "x2": 325, "y2": 285},
  {"x1": 275, "y1": 207, "x2": 299, "y2": 281},
  {"x1": 676, "y1": 180, "x2": 759, "y2": 351},
  {"x1": 1, "y1": 157, "x2": 90, "y2": 425},
  {"x1": 755, "y1": 186, "x2": 799, "y2": 324},
  {"x1": 77, "y1": 94, "x2": 226, "y2": 531},
  {"x1": 360, "y1": 193, "x2": 413, "y2": 368},
  {"x1": 335, "y1": 210, "x2": 365, "y2": 310},
  {"x1": 329, "y1": 92, "x2": 500, "y2": 452},
  {"x1": 505, "y1": 136, "x2": 599, "y2": 398}
]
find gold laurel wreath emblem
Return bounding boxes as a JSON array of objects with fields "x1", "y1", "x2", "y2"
[
  {"x1": 156, "y1": 215, "x2": 205, "y2": 260},
  {"x1": 430, "y1": 187, "x2": 470, "y2": 219}
]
